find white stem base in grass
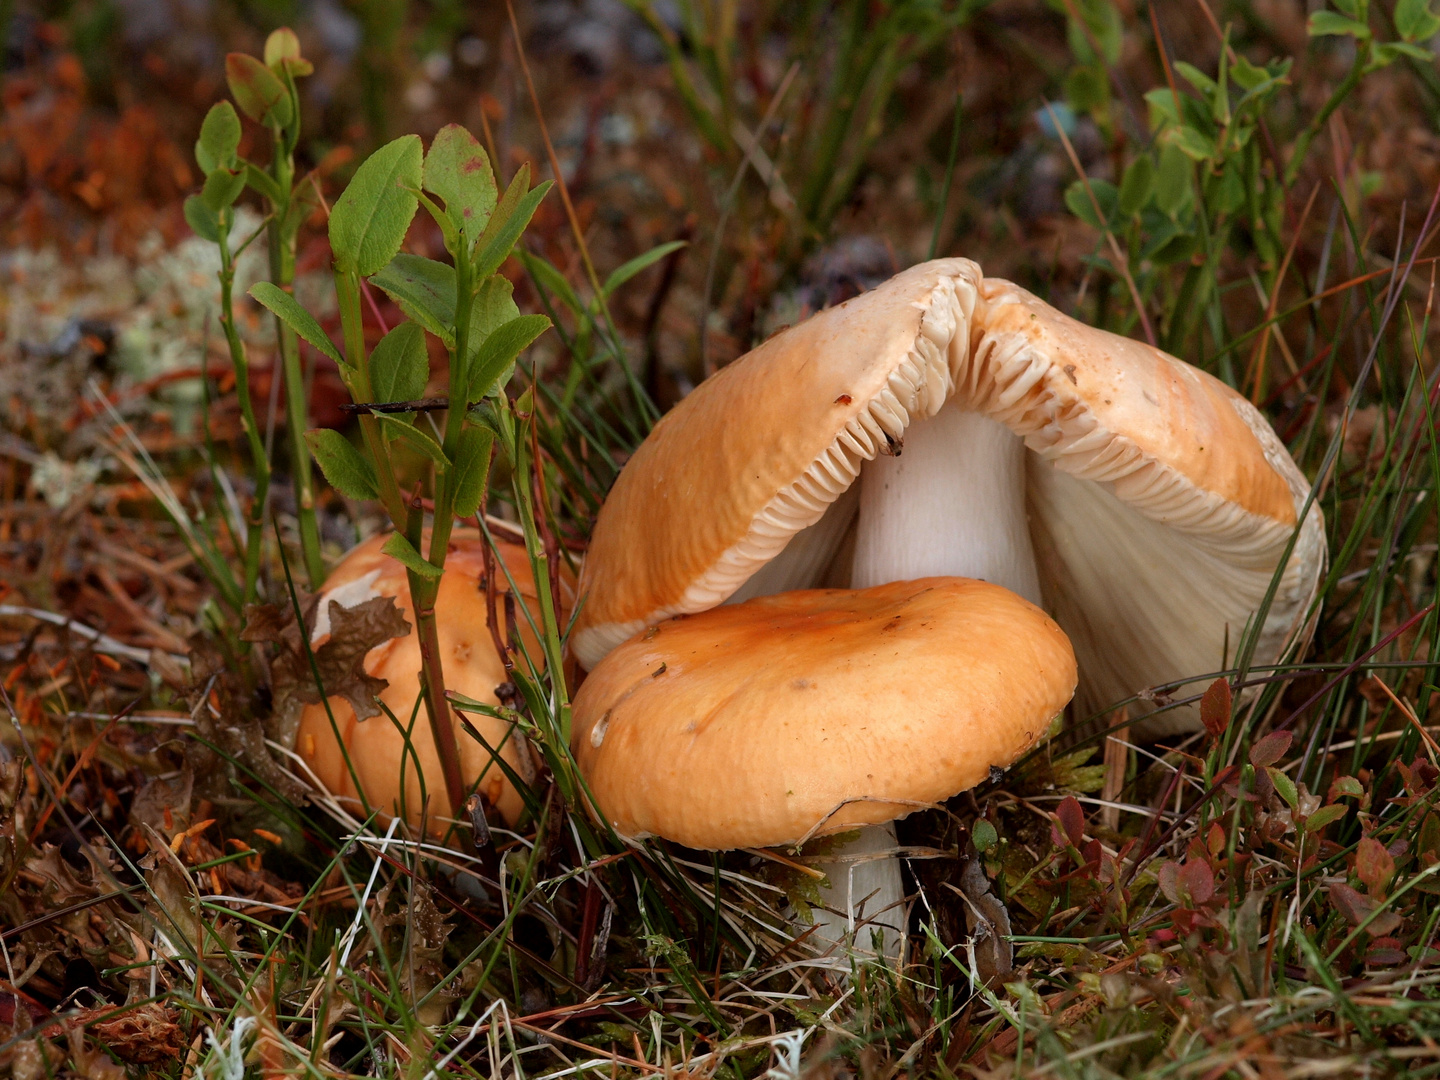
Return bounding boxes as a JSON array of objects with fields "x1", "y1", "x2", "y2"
[
  {"x1": 805, "y1": 822, "x2": 906, "y2": 963},
  {"x1": 852, "y1": 405, "x2": 1042, "y2": 605}
]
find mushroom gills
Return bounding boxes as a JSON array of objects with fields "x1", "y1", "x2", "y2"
[{"x1": 851, "y1": 404, "x2": 1042, "y2": 604}]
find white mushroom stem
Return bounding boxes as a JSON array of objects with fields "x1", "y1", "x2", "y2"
[
  {"x1": 806, "y1": 822, "x2": 907, "y2": 962},
  {"x1": 805, "y1": 406, "x2": 1042, "y2": 962},
  {"x1": 852, "y1": 404, "x2": 1041, "y2": 602}
]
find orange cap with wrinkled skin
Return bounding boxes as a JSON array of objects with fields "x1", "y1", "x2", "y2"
[
  {"x1": 571, "y1": 577, "x2": 1077, "y2": 850},
  {"x1": 296, "y1": 532, "x2": 570, "y2": 831}
]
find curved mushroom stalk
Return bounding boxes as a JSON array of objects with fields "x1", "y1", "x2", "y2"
[{"x1": 806, "y1": 822, "x2": 906, "y2": 962}]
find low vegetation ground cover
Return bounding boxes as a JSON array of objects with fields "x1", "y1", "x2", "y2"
[{"x1": 5, "y1": 1, "x2": 1440, "y2": 1076}]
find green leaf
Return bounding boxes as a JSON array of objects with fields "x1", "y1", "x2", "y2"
[
  {"x1": 1308, "y1": 11, "x2": 1371, "y2": 37},
  {"x1": 1154, "y1": 145, "x2": 1193, "y2": 217},
  {"x1": 1305, "y1": 804, "x2": 1350, "y2": 833},
  {"x1": 1396, "y1": 0, "x2": 1440, "y2": 40},
  {"x1": 1267, "y1": 766, "x2": 1299, "y2": 809},
  {"x1": 381, "y1": 532, "x2": 443, "y2": 580},
  {"x1": 603, "y1": 240, "x2": 687, "y2": 297},
  {"x1": 306, "y1": 429, "x2": 378, "y2": 500},
  {"x1": 1144, "y1": 88, "x2": 1181, "y2": 128},
  {"x1": 1173, "y1": 61, "x2": 1217, "y2": 97},
  {"x1": 264, "y1": 27, "x2": 313, "y2": 77},
  {"x1": 200, "y1": 167, "x2": 246, "y2": 213},
  {"x1": 195, "y1": 101, "x2": 241, "y2": 175},
  {"x1": 1373, "y1": 41, "x2": 1433, "y2": 65},
  {"x1": 470, "y1": 276, "x2": 522, "y2": 342},
  {"x1": 329, "y1": 135, "x2": 424, "y2": 278},
  {"x1": 369, "y1": 321, "x2": 430, "y2": 411},
  {"x1": 183, "y1": 195, "x2": 220, "y2": 243},
  {"x1": 225, "y1": 52, "x2": 293, "y2": 127},
  {"x1": 249, "y1": 282, "x2": 344, "y2": 365},
  {"x1": 411, "y1": 187, "x2": 461, "y2": 257},
  {"x1": 972, "y1": 819, "x2": 998, "y2": 853},
  {"x1": 474, "y1": 170, "x2": 553, "y2": 279},
  {"x1": 1168, "y1": 125, "x2": 1218, "y2": 162},
  {"x1": 1063, "y1": 179, "x2": 1117, "y2": 230},
  {"x1": 377, "y1": 414, "x2": 449, "y2": 465},
  {"x1": 467, "y1": 314, "x2": 549, "y2": 401},
  {"x1": 450, "y1": 426, "x2": 495, "y2": 519},
  {"x1": 244, "y1": 163, "x2": 284, "y2": 205},
  {"x1": 423, "y1": 123, "x2": 498, "y2": 243},
  {"x1": 370, "y1": 254, "x2": 456, "y2": 343},
  {"x1": 1117, "y1": 156, "x2": 1154, "y2": 218}
]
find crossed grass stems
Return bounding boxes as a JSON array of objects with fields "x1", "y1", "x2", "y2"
[{"x1": 26, "y1": 17, "x2": 1440, "y2": 1080}]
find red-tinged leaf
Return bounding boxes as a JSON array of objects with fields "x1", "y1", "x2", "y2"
[
  {"x1": 1081, "y1": 838, "x2": 1102, "y2": 875},
  {"x1": 1200, "y1": 677, "x2": 1232, "y2": 738},
  {"x1": 1157, "y1": 860, "x2": 1182, "y2": 906},
  {"x1": 1328, "y1": 775, "x2": 1365, "y2": 802},
  {"x1": 1207, "y1": 822, "x2": 1226, "y2": 857},
  {"x1": 1249, "y1": 729, "x2": 1293, "y2": 767},
  {"x1": 1253, "y1": 763, "x2": 1275, "y2": 802},
  {"x1": 1357, "y1": 837, "x2": 1395, "y2": 896},
  {"x1": 1057, "y1": 795, "x2": 1085, "y2": 848},
  {"x1": 1329, "y1": 881, "x2": 1372, "y2": 925},
  {"x1": 226, "y1": 53, "x2": 293, "y2": 128},
  {"x1": 1179, "y1": 858, "x2": 1215, "y2": 905}
]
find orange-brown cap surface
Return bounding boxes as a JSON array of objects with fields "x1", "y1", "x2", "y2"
[
  {"x1": 571, "y1": 577, "x2": 1076, "y2": 850},
  {"x1": 297, "y1": 532, "x2": 570, "y2": 830},
  {"x1": 573, "y1": 259, "x2": 1324, "y2": 732}
]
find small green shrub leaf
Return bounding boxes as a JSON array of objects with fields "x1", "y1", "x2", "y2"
[
  {"x1": 470, "y1": 276, "x2": 522, "y2": 343},
  {"x1": 1267, "y1": 767, "x2": 1298, "y2": 809},
  {"x1": 226, "y1": 53, "x2": 293, "y2": 127},
  {"x1": 1307, "y1": 11, "x2": 1371, "y2": 37},
  {"x1": 467, "y1": 314, "x2": 550, "y2": 402},
  {"x1": 475, "y1": 171, "x2": 553, "y2": 279},
  {"x1": 183, "y1": 196, "x2": 220, "y2": 242},
  {"x1": 1064, "y1": 179, "x2": 1116, "y2": 230},
  {"x1": 306, "y1": 429, "x2": 378, "y2": 500},
  {"x1": 1117, "y1": 156, "x2": 1153, "y2": 218},
  {"x1": 264, "y1": 27, "x2": 313, "y2": 77},
  {"x1": 195, "y1": 101, "x2": 241, "y2": 175},
  {"x1": 378, "y1": 414, "x2": 449, "y2": 465},
  {"x1": 1154, "y1": 145, "x2": 1194, "y2": 216},
  {"x1": 370, "y1": 254, "x2": 455, "y2": 343},
  {"x1": 200, "y1": 167, "x2": 246, "y2": 213},
  {"x1": 381, "y1": 532, "x2": 442, "y2": 580},
  {"x1": 249, "y1": 282, "x2": 344, "y2": 365},
  {"x1": 1396, "y1": 0, "x2": 1440, "y2": 40},
  {"x1": 330, "y1": 135, "x2": 423, "y2": 277},
  {"x1": 369, "y1": 322, "x2": 429, "y2": 411},
  {"x1": 1305, "y1": 804, "x2": 1349, "y2": 833},
  {"x1": 603, "y1": 241, "x2": 687, "y2": 297},
  {"x1": 244, "y1": 163, "x2": 284, "y2": 205},
  {"x1": 972, "y1": 819, "x2": 998, "y2": 853},
  {"x1": 423, "y1": 124, "x2": 498, "y2": 242},
  {"x1": 450, "y1": 426, "x2": 495, "y2": 519}
]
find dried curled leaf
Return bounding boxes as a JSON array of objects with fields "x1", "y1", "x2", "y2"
[{"x1": 246, "y1": 593, "x2": 412, "y2": 727}]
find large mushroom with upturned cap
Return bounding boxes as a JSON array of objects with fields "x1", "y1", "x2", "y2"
[
  {"x1": 572, "y1": 577, "x2": 1076, "y2": 956},
  {"x1": 573, "y1": 258, "x2": 1324, "y2": 736}
]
